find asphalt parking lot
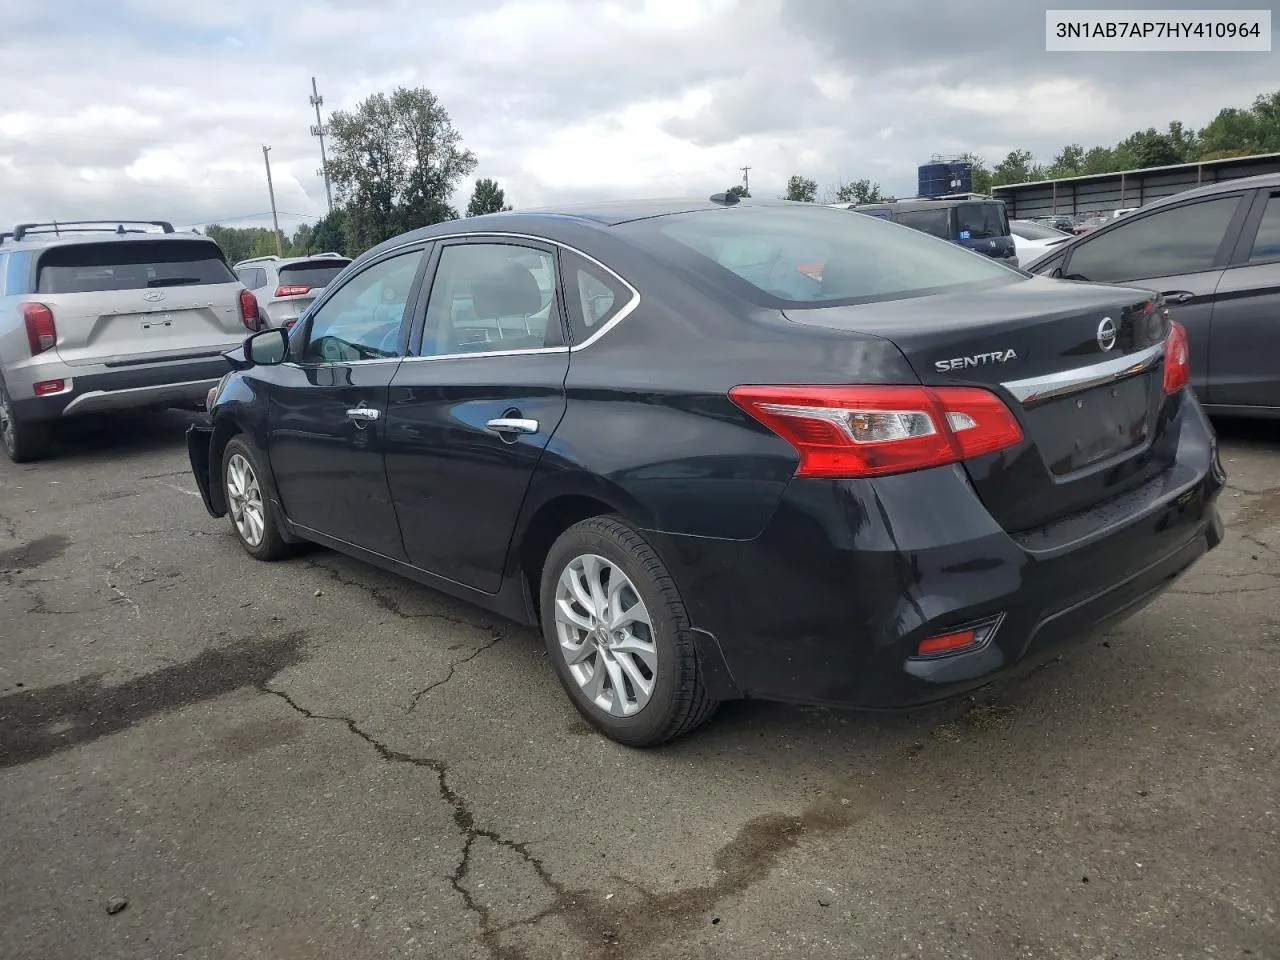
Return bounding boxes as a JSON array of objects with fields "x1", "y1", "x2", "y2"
[{"x1": 1, "y1": 412, "x2": 1277, "y2": 960}]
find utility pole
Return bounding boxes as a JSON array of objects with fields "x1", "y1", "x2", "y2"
[
  {"x1": 309, "y1": 77, "x2": 333, "y2": 214},
  {"x1": 740, "y1": 165, "x2": 751, "y2": 197},
  {"x1": 262, "y1": 145, "x2": 283, "y2": 256}
]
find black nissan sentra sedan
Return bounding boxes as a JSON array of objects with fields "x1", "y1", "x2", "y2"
[{"x1": 187, "y1": 195, "x2": 1226, "y2": 746}]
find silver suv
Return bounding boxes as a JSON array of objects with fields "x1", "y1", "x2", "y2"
[
  {"x1": 232, "y1": 252, "x2": 351, "y2": 329},
  {"x1": 0, "y1": 220, "x2": 262, "y2": 462}
]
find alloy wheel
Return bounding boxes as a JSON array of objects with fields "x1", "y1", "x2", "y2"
[
  {"x1": 553, "y1": 553, "x2": 657, "y2": 717},
  {"x1": 226, "y1": 453, "x2": 266, "y2": 547}
]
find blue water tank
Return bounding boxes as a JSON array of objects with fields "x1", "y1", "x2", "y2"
[{"x1": 918, "y1": 161, "x2": 973, "y2": 197}]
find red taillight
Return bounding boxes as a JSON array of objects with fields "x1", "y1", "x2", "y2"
[
  {"x1": 238, "y1": 289, "x2": 261, "y2": 331},
  {"x1": 21, "y1": 303, "x2": 57, "y2": 355},
  {"x1": 1162, "y1": 321, "x2": 1189, "y2": 395},
  {"x1": 274, "y1": 284, "x2": 311, "y2": 298},
  {"x1": 728, "y1": 384, "x2": 1024, "y2": 479}
]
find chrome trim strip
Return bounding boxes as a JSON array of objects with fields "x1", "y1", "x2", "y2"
[
  {"x1": 1001, "y1": 341, "x2": 1165, "y2": 405},
  {"x1": 400, "y1": 346, "x2": 569, "y2": 364}
]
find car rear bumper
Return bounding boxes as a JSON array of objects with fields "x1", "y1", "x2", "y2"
[
  {"x1": 6, "y1": 357, "x2": 230, "y2": 423},
  {"x1": 645, "y1": 399, "x2": 1225, "y2": 708}
]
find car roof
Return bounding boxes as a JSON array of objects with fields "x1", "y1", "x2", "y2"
[{"x1": 234, "y1": 253, "x2": 351, "y2": 270}]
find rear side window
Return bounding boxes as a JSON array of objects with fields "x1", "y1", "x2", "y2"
[
  {"x1": 895, "y1": 208, "x2": 952, "y2": 239},
  {"x1": 36, "y1": 240, "x2": 235, "y2": 294},
  {"x1": 1248, "y1": 194, "x2": 1280, "y2": 263},
  {"x1": 279, "y1": 259, "x2": 351, "y2": 288},
  {"x1": 619, "y1": 205, "x2": 1016, "y2": 307},
  {"x1": 955, "y1": 202, "x2": 1009, "y2": 239},
  {"x1": 560, "y1": 250, "x2": 633, "y2": 344},
  {"x1": 4, "y1": 250, "x2": 33, "y2": 295}
]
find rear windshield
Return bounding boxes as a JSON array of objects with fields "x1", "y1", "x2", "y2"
[
  {"x1": 36, "y1": 240, "x2": 235, "y2": 294},
  {"x1": 279, "y1": 259, "x2": 351, "y2": 287},
  {"x1": 894, "y1": 208, "x2": 952, "y2": 240},
  {"x1": 617, "y1": 205, "x2": 1018, "y2": 307},
  {"x1": 955, "y1": 202, "x2": 1010, "y2": 240}
]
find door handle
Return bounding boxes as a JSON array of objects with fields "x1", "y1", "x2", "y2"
[
  {"x1": 346, "y1": 406, "x2": 381, "y2": 422},
  {"x1": 486, "y1": 417, "x2": 539, "y2": 436},
  {"x1": 1162, "y1": 290, "x2": 1195, "y2": 304}
]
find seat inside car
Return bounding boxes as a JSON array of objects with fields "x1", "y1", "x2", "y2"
[{"x1": 427, "y1": 260, "x2": 548, "y2": 354}]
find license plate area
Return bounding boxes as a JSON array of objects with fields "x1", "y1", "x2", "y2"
[{"x1": 1027, "y1": 373, "x2": 1153, "y2": 476}]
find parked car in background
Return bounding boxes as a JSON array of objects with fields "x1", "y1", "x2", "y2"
[
  {"x1": 189, "y1": 194, "x2": 1223, "y2": 746},
  {"x1": 1031, "y1": 214, "x2": 1078, "y2": 233},
  {"x1": 233, "y1": 252, "x2": 352, "y2": 329},
  {"x1": 1009, "y1": 219, "x2": 1073, "y2": 266},
  {"x1": 842, "y1": 196, "x2": 1019, "y2": 264},
  {"x1": 1073, "y1": 215, "x2": 1110, "y2": 234},
  {"x1": 0, "y1": 220, "x2": 260, "y2": 462},
  {"x1": 1025, "y1": 172, "x2": 1280, "y2": 417}
]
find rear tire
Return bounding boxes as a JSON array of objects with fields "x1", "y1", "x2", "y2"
[
  {"x1": 0, "y1": 378, "x2": 51, "y2": 464},
  {"x1": 539, "y1": 516, "x2": 718, "y2": 747},
  {"x1": 221, "y1": 436, "x2": 291, "y2": 561}
]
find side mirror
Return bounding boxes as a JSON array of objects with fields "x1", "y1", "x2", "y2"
[{"x1": 245, "y1": 327, "x2": 289, "y2": 366}]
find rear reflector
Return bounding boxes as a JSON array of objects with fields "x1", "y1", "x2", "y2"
[
  {"x1": 238, "y1": 289, "x2": 261, "y2": 332},
  {"x1": 21, "y1": 303, "x2": 57, "y2": 355},
  {"x1": 33, "y1": 379, "x2": 66, "y2": 396},
  {"x1": 728, "y1": 384, "x2": 1024, "y2": 478},
  {"x1": 914, "y1": 616, "x2": 1003, "y2": 658},
  {"x1": 275, "y1": 284, "x2": 311, "y2": 297},
  {"x1": 1163, "y1": 321, "x2": 1190, "y2": 395},
  {"x1": 917, "y1": 629, "x2": 978, "y2": 656}
]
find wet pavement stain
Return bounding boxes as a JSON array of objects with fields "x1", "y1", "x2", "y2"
[
  {"x1": 0, "y1": 631, "x2": 308, "y2": 769},
  {"x1": 1233, "y1": 486, "x2": 1280, "y2": 534},
  {"x1": 0, "y1": 534, "x2": 71, "y2": 573}
]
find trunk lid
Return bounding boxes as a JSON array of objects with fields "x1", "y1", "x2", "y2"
[
  {"x1": 33, "y1": 238, "x2": 248, "y2": 367},
  {"x1": 784, "y1": 276, "x2": 1174, "y2": 533}
]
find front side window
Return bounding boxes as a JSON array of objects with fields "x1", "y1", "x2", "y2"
[
  {"x1": 1248, "y1": 193, "x2": 1280, "y2": 263},
  {"x1": 419, "y1": 243, "x2": 559, "y2": 357},
  {"x1": 301, "y1": 250, "x2": 423, "y2": 363},
  {"x1": 1065, "y1": 196, "x2": 1242, "y2": 283},
  {"x1": 619, "y1": 205, "x2": 1017, "y2": 307}
]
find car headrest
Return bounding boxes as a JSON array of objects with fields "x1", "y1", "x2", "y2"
[{"x1": 470, "y1": 263, "x2": 541, "y2": 318}]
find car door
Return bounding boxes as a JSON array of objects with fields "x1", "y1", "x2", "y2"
[
  {"x1": 1054, "y1": 192, "x2": 1252, "y2": 398},
  {"x1": 383, "y1": 237, "x2": 571, "y2": 593},
  {"x1": 1204, "y1": 188, "x2": 1280, "y2": 411},
  {"x1": 266, "y1": 245, "x2": 430, "y2": 559}
]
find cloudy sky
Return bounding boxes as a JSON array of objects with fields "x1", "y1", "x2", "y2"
[{"x1": 0, "y1": 0, "x2": 1274, "y2": 235}]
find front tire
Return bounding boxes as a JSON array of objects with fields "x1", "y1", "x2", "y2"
[
  {"x1": 221, "y1": 436, "x2": 291, "y2": 561},
  {"x1": 0, "y1": 378, "x2": 51, "y2": 464},
  {"x1": 539, "y1": 516, "x2": 717, "y2": 747}
]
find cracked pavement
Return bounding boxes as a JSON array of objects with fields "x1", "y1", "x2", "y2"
[{"x1": 1, "y1": 410, "x2": 1277, "y2": 960}]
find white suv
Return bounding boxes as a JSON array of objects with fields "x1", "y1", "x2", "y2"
[
  {"x1": 0, "y1": 220, "x2": 262, "y2": 462},
  {"x1": 233, "y1": 253, "x2": 351, "y2": 330}
]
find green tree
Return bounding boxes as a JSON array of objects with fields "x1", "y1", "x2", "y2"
[
  {"x1": 326, "y1": 86, "x2": 477, "y2": 252},
  {"x1": 833, "y1": 178, "x2": 885, "y2": 204},
  {"x1": 1079, "y1": 146, "x2": 1118, "y2": 174},
  {"x1": 991, "y1": 149, "x2": 1044, "y2": 187},
  {"x1": 307, "y1": 209, "x2": 349, "y2": 256},
  {"x1": 785, "y1": 174, "x2": 818, "y2": 202},
  {"x1": 1048, "y1": 144, "x2": 1085, "y2": 178},
  {"x1": 466, "y1": 177, "x2": 511, "y2": 217},
  {"x1": 726, "y1": 184, "x2": 749, "y2": 199}
]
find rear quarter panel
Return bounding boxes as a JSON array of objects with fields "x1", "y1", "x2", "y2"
[{"x1": 531, "y1": 242, "x2": 919, "y2": 540}]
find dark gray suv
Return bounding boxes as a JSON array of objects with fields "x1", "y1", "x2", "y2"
[{"x1": 1024, "y1": 173, "x2": 1280, "y2": 418}]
